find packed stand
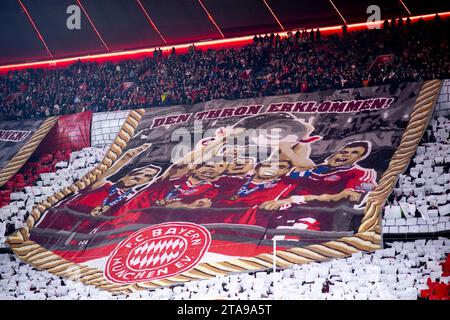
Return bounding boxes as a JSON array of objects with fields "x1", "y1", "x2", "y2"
[
  {"x1": 0, "y1": 239, "x2": 448, "y2": 300},
  {"x1": 0, "y1": 150, "x2": 72, "y2": 208},
  {"x1": 0, "y1": 17, "x2": 449, "y2": 121},
  {"x1": 0, "y1": 147, "x2": 107, "y2": 247}
]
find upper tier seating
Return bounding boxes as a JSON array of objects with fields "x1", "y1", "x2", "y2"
[{"x1": 1, "y1": 17, "x2": 449, "y2": 121}]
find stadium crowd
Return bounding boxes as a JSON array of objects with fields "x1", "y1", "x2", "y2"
[
  {"x1": 0, "y1": 17, "x2": 449, "y2": 121},
  {"x1": 1, "y1": 239, "x2": 449, "y2": 299}
]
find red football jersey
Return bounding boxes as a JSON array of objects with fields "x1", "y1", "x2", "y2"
[
  {"x1": 214, "y1": 176, "x2": 296, "y2": 208},
  {"x1": 289, "y1": 165, "x2": 377, "y2": 196},
  {"x1": 60, "y1": 182, "x2": 132, "y2": 214},
  {"x1": 121, "y1": 175, "x2": 220, "y2": 211}
]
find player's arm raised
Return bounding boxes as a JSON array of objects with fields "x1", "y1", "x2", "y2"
[
  {"x1": 107, "y1": 143, "x2": 152, "y2": 174},
  {"x1": 91, "y1": 143, "x2": 152, "y2": 189},
  {"x1": 177, "y1": 127, "x2": 245, "y2": 165},
  {"x1": 279, "y1": 142, "x2": 315, "y2": 171}
]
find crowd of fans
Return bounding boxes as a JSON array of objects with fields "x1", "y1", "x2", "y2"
[{"x1": 0, "y1": 16, "x2": 449, "y2": 121}]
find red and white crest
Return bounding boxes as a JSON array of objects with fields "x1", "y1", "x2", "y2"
[
  {"x1": 324, "y1": 174, "x2": 340, "y2": 182},
  {"x1": 104, "y1": 222, "x2": 211, "y2": 284}
]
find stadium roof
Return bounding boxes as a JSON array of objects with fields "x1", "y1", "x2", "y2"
[{"x1": 0, "y1": 0, "x2": 449, "y2": 66}]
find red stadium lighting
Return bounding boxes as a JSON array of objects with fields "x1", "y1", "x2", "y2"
[
  {"x1": 1, "y1": 11, "x2": 449, "y2": 73},
  {"x1": 400, "y1": 0, "x2": 412, "y2": 16},
  {"x1": 136, "y1": 0, "x2": 167, "y2": 44},
  {"x1": 262, "y1": 0, "x2": 285, "y2": 31},
  {"x1": 197, "y1": 0, "x2": 225, "y2": 38},
  {"x1": 76, "y1": 0, "x2": 110, "y2": 52},
  {"x1": 329, "y1": 0, "x2": 348, "y2": 25},
  {"x1": 17, "y1": 0, "x2": 53, "y2": 58}
]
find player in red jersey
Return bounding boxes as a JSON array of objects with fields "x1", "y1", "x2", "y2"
[
  {"x1": 260, "y1": 141, "x2": 377, "y2": 210},
  {"x1": 56, "y1": 143, "x2": 159, "y2": 216},
  {"x1": 111, "y1": 125, "x2": 245, "y2": 216},
  {"x1": 61, "y1": 164, "x2": 161, "y2": 216},
  {"x1": 209, "y1": 159, "x2": 296, "y2": 225},
  {"x1": 222, "y1": 154, "x2": 255, "y2": 179},
  {"x1": 120, "y1": 160, "x2": 228, "y2": 211},
  {"x1": 215, "y1": 159, "x2": 295, "y2": 208},
  {"x1": 96, "y1": 160, "x2": 227, "y2": 230}
]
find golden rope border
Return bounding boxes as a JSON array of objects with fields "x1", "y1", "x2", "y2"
[
  {"x1": 358, "y1": 79, "x2": 442, "y2": 233},
  {"x1": 0, "y1": 117, "x2": 58, "y2": 187},
  {"x1": 7, "y1": 109, "x2": 144, "y2": 294},
  {"x1": 7, "y1": 80, "x2": 442, "y2": 294}
]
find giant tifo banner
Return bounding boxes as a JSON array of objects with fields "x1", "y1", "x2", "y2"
[
  {"x1": 0, "y1": 117, "x2": 57, "y2": 187},
  {"x1": 8, "y1": 80, "x2": 442, "y2": 293}
]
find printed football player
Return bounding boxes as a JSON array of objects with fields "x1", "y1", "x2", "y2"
[
  {"x1": 56, "y1": 143, "x2": 160, "y2": 216},
  {"x1": 89, "y1": 143, "x2": 152, "y2": 189},
  {"x1": 224, "y1": 157, "x2": 255, "y2": 179},
  {"x1": 228, "y1": 112, "x2": 321, "y2": 163},
  {"x1": 96, "y1": 159, "x2": 229, "y2": 230},
  {"x1": 175, "y1": 126, "x2": 246, "y2": 166},
  {"x1": 214, "y1": 159, "x2": 295, "y2": 208},
  {"x1": 259, "y1": 141, "x2": 377, "y2": 210},
  {"x1": 214, "y1": 144, "x2": 256, "y2": 178},
  {"x1": 120, "y1": 159, "x2": 228, "y2": 210},
  {"x1": 111, "y1": 125, "x2": 245, "y2": 216},
  {"x1": 62, "y1": 163, "x2": 161, "y2": 216},
  {"x1": 160, "y1": 163, "x2": 191, "y2": 181},
  {"x1": 156, "y1": 125, "x2": 246, "y2": 183}
]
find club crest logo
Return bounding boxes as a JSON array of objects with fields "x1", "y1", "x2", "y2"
[
  {"x1": 104, "y1": 222, "x2": 211, "y2": 284},
  {"x1": 358, "y1": 182, "x2": 375, "y2": 192}
]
